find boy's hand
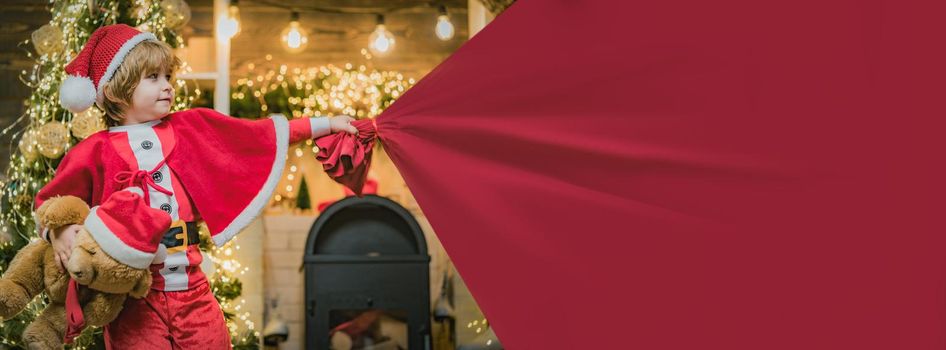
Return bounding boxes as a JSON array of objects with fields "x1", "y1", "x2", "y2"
[
  {"x1": 51, "y1": 224, "x2": 81, "y2": 273},
  {"x1": 329, "y1": 115, "x2": 358, "y2": 135}
]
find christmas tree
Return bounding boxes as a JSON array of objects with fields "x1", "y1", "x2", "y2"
[
  {"x1": 295, "y1": 178, "x2": 311, "y2": 211},
  {"x1": 0, "y1": 1, "x2": 257, "y2": 348}
]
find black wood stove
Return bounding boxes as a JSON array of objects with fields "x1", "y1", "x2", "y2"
[{"x1": 305, "y1": 195, "x2": 431, "y2": 349}]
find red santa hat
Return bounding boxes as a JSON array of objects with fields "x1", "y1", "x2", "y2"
[
  {"x1": 59, "y1": 24, "x2": 158, "y2": 113},
  {"x1": 83, "y1": 188, "x2": 171, "y2": 269}
]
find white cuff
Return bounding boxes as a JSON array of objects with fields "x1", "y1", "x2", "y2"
[{"x1": 310, "y1": 117, "x2": 332, "y2": 138}]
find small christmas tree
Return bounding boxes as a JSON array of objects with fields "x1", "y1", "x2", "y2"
[{"x1": 296, "y1": 177, "x2": 311, "y2": 210}]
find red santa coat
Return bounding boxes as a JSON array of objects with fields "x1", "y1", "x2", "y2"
[{"x1": 36, "y1": 107, "x2": 290, "y2": 246}]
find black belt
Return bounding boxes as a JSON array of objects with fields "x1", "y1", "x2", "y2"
[{"x1": 161, "y1": 221, "x2": 199, "y2": 249}]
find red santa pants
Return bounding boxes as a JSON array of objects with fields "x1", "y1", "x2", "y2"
[{"x1": 105, "y1": 281, "x2": 231, "y2": 349}]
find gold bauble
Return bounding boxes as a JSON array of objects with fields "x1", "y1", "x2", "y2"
[
  {"x1": 162, "y1": 0, "x2": 192, "y2": 29},
  {"x1": 70, "y1": 107, "x2": 106, "y2": 139},
  {"x1": 31, "y1": 24, "x2": 64, "y2": 56},
  {"x1": 17, "y1": 129, "x2": 38, "y2": 161},
  {"x1": 13, "y1": 193, "x2": 33, "y2": 208},
  {"x1": 37, "y1": 122, "x2": 70, "y2": 159}
]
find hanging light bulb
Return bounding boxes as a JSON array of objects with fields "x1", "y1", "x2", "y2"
[
  {"x1": 281, "y1": 11, "x2": 309, "y2": 53},
  {"x1": 219, "y1": 0, "x2": 241, "y2": 39},
  {"x1": 435, "y1": 5, "x2": 455, "y2": 41},
  {"x1": 368, "y1": 14, "x2": 395, "y2": 56},
  {"x1": 228, "y1": 0, "x2": 241, "y2": 36}
]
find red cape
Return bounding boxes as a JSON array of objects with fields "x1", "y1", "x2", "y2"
[
  {"x1": 315, "y1": 0, "x2": 946, "y2": 348},
  {"x1": 37, "y1": 108, "x2": 288, "y2": 247}
]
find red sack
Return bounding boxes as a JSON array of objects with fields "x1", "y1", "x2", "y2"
[{"x1": 314, "y1": 0, "x2": 946, "y2": 348}]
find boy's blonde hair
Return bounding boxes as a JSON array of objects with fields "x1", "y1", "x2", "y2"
[{"x1": 101, "y1": 40, "x2": 181, "y2": 126}]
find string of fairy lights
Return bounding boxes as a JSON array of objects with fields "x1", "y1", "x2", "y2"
[
  {"x1": 218, "y1": 0, "x2": 458, "y2": 56},
  {"x1": 227, "y1": 54, "x2": 415, "y2": 207},
  {"x1": 468, "y1": 318, "x2": 494, "y2": 346},
  {"x1": 203, "y1": 227, "x2": 258, "y2": 344}
]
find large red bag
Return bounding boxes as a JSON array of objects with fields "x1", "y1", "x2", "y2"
[{"x1": 315, "y1": 0, "x2": 946, "y2": 348}]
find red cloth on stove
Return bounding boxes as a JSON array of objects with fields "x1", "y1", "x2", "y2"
[{"x1": 316, "y1": 178, "x2": 378, "y2": 212}]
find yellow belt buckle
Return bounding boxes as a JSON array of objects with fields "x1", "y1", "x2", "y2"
[{"x1": 167, "y1": 220, "x2": 188, "y2": 254}]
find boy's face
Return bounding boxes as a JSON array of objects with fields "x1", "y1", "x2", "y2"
[{"x1": 125, "y1": 68, "x2": 174, "y2": 124}]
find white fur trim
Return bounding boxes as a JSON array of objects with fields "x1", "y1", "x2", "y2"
[
  {"x1": 60, "y1": 75, "x2": 97, "y2": 113},
  {"x1": 84, "y1": 207, "x2": 155, "y2": 269},
  {"x1": 95, "y1": 32, "x2": 158, "y2": 107},
  {"x1": 310, "y1": 116, "x2": 332, "y2": 138},
  {"x1": 212, "y1": 114, "x2": 289, "y2": 247}
]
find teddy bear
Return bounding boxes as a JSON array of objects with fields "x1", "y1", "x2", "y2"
[{"x1": 0, "y1": 189, "x2": 170, "y2": 349}]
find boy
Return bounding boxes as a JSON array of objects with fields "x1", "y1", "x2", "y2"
[{"x1": 38, "y1": 24, "x2": 357, "y2": 348}]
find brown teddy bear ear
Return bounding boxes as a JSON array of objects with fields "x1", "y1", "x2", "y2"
[
  {"x1": 129, "y1": 272, "x2": 152, "y2": 299},
  {"x1": 36, "y1": 195, "x2": 90, "y2": 230}
]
